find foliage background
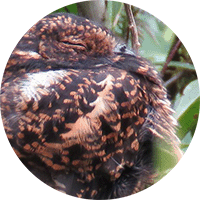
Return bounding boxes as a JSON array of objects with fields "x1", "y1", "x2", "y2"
[{"x1": 52, "y1": 0, "x2": 200, "y2": 181}]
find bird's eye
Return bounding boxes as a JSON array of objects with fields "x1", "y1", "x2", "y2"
[{"x1": 61, "y1": 40, "x2": 86, "y2": 49}]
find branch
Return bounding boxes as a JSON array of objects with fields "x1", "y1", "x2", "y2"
[
  {"x1": 124, "y1": 4, "x2": 140, "y2": 54},
  {"x1": 161, "y1": 39, "x2": 182, "y2": 76}
]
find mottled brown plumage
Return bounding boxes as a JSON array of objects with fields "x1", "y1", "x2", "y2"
[{"x1": 1, "y1": 13, "x2": 182, "y2": 199}]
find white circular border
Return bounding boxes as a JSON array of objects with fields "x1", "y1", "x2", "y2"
[{"x1": 0, "y1": 1, "x2": 199, "y2": 200}]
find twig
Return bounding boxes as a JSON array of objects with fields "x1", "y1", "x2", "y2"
[
  {"x1": 163, "y1": 71, "x2": 184, "y2": 88},
  {"x1": 161, "y1": 39, "x2": 182, "y2": 76},
  {"x1": 124, "y1": 4, "x2": 140, "y2": 54}
]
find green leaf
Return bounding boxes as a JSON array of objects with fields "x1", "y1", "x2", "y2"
[
  {"x1": 155, "y1": 61, "x2": 195, "y2": 70},
  {"x1": 173, "y1": 80, "x2": 200, "y2": 140},
  {"x1": 66, "y1": 4, "x2": 78, "y2": 14},
  {"x1": 162, "y1": 27, "x2": 175, "y2": 42},
  {"x1": 168, "y1": 61, "x2": 195, "y2": 70},
  {"x1": 153, "y1": 139, "x2": 180, "y2": 173},
  {"x1": 180, "y1": 132, "x2": 193, "y2": 152},
  {"x1": 180, "y1": 143, "x2": 190, "y2": 149},
  {"x1": 174, "y1": 80, "x2": 200, "y2": 119},
  {"x1": 111, "y1": 3, "x2": 123, "y2": 30},
  {"x1": 176, "y1": 97, "x2": 199, "y2": 140},
  {"x1": 107, "y1": 1, "x2": 123, "y2": 30}
]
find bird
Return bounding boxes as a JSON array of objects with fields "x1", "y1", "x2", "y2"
[{"x1": 0, "y1": 13, "x2": 183, "y2": 199}]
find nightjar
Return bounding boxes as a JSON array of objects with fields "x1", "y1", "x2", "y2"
[{"x1": 0, "y1": 13, "x2": 182, "y2": 199}]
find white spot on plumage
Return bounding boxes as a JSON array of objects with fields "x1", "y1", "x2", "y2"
[{"x1": 20, "y1": 70, "x2": 68, "y2": 101}]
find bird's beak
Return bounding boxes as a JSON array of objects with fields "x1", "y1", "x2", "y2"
[{"x1": 113, "y1": 43, "x2": 136, "y2": 57}]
